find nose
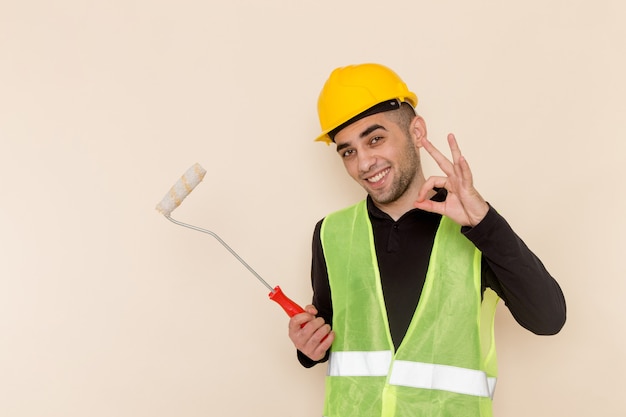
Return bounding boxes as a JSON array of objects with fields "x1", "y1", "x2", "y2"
[{"x1": 358, "y1": 149, "x2": 376, "y2": 174}]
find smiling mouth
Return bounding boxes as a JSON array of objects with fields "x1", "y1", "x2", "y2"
[{"x1": 367, "y1": 168, "x2": 390, "y2": 183}]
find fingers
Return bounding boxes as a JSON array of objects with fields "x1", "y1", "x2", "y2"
[
  {"x1": 456, "y1": 154, "x2": 474, "y2": 187},
  {"x1": 447, "y1": 133, "x2": 462, "y2": 166},
  {"x1": 446, "y1": 134, "x2": 477, "y2": 188},
  {"x1": 305, "y1": 325, "x2": 335, "y2": 361},
  {"x1": 422, "y1": 134, "x2": 472, "y2": 180},
  {"x1": 417, "y1": 134, "x2": 488, "y2": 226},
  {"x1": 421, "y1": 136, "x2": 454, "y2": 176},
  {"x1": 414, "y1": 177, "x2": 445, "y2": 214},
  {"x1": 413, "y1": 197, "x2": 438, "y2": 214},
  {"x1": 288, "y1": 308, "x2": 334, "y2": 362},
  {"x1": 422, "y1": 134, "x2": 475, "y2": 188},
  {"x1": 288, "y1": 309, "x2": 314, "y2": 332},
  {"x1": 415, "y1": 175, "x2": 448, "y2": 203}
]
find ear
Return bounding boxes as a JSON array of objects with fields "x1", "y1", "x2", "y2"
[{"x1": 410, "y1": 115, "x2": 427, "y2": 147}]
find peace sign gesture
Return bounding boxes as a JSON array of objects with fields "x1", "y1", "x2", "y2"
[{"x1": 414, "y1": 134, "x2": 489, "y2": 227}]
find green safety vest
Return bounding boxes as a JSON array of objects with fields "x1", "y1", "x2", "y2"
[{"x1": 320, "y1": 200, "x2": 499, "y2": 417}]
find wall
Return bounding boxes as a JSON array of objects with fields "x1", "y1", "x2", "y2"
[{"x1": 1, "y1": 1, "x2": 624, "y2": 416}]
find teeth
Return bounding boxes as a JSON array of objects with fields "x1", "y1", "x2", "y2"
[{"x1": 368, "y1": 169, "x2": 389, "y2": 183}]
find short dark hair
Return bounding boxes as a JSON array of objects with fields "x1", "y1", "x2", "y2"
[{"x1": 387, "y1": 102, "x2": 417, "y2": 138}]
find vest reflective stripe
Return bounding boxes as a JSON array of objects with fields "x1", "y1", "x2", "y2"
[
  {"x1": 328, "y1": 351, "x2": 497, "y2": 399},
  {"x1": 389, "y1": 360, "x2": 497, "y2": 399},
  {"x1": 328, "y1": 350, "x2": 392, "y2": 377}
]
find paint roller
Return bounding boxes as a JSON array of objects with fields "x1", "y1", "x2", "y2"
[{"x1": 155, "y1": 163, "x2": 305, "y2": 317}]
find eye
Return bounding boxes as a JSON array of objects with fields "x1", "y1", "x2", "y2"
[
  {"x1": 370, "y1": 135, "x2": 384, "y2": 145},
  {"x1": 341, "y1": 148, "x2": 355, "y2": 158}
]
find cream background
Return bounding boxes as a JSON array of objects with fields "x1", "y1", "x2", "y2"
[{"x1": 1, "y1": 1, "x2": 624, "y2": 416}]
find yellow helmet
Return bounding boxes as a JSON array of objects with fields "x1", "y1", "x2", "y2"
[{"x1": 315, "y1": 63, "x2": 418, "y2": 144}]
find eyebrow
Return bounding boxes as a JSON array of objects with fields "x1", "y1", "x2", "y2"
[
  {"x1": 360, "y1": 124, "x2": 387, "y2": 138},
  {"x1": 336, "y1": 124, "x2": 388, "y2": 153}
]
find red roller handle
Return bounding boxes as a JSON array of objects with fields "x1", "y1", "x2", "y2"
[
  {"x1": 269, "y1": 286, "x2": 305, "y2": 317},
  {"x1": 270, "y1": 286, "x2": 328, "y2": 341}
]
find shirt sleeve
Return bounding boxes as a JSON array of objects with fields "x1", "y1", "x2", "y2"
[
  {"x1": 296, "y1": 219, "x2": 332, "y2": 368},
  {"x1": 462, "y1": 204, "x2": 567, "y2": 335}
]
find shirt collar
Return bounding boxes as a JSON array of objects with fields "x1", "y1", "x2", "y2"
[{"x1": 366, "y1": 188, "x2": 448, "y2": 221}]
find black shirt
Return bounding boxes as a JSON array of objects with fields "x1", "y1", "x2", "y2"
[{"x1": 298, "y1": 191, "x2": 566, "y2": 367}]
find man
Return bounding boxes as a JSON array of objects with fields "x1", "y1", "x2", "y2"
[{"x1": 288, "y1": 63, "x2": 566, "y2": 417}]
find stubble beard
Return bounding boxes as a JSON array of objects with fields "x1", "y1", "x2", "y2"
[{"x1": 369, "y1": 144, "x2": 421, "y2": 205}]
